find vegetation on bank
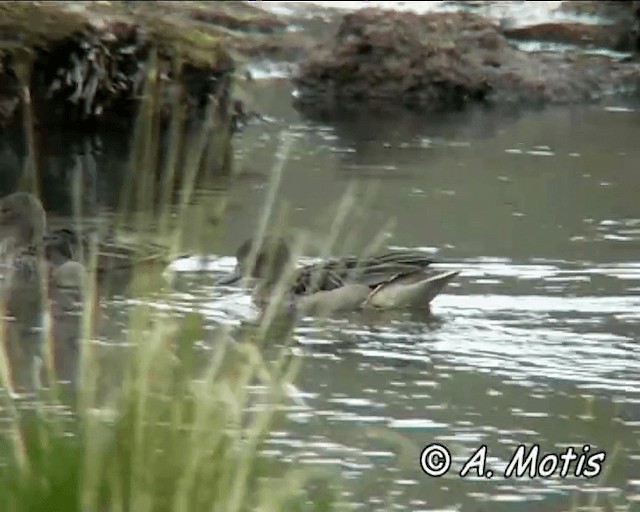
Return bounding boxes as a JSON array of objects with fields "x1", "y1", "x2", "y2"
[
  {"x1": 0, "y1": 1, "x2": 281, "y2": 67},
  {"x1": 0, "y1": 1, "x2": 289, "y2": 131}
]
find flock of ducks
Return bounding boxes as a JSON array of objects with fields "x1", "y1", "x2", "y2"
[
  {"x1": 0, "y1": 190, "x2": 462, "y2": 322},
  {"x1": 0, "y1": 190, "x2": 461, "y2": 389}
]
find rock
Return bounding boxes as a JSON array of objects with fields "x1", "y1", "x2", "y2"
[
  {"x1": 503, "y1": 0, "x2": 640, "y2": 53},
  {"x1": 293, "y1": 8, "x2": 640, "y2": 117},
  {"x1": 559, "y1": 1, "x2": 636, "y2": 20}
]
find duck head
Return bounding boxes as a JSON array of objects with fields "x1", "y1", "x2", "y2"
[
  {"x1": 216, "y1": 236, "x2": 293, "y2": 287},
  {"x1": 0, "y1": 192, "x2": 46, "y2": 249}
]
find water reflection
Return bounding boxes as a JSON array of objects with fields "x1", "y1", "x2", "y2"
[{"x1": 0, "y1": 130, "x2": 128, "y2": 214}]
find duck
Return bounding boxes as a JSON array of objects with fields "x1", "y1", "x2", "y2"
[
  {"x1": 0, "y1": 191, "x2": 49, "y2": 325},
  {"x1": 215, "y1": 235, "x2": 460, "y2": 317},
  {"x1": 46, "y1": 259, "x2": 88, "y2": 384},
  {"x1": 0, "y1": 189, "x2": 177, "y2": 289},
  {"x1": 0, "y1": 191, "x2": 87, "y2": 390},
  {"x1": 43, "y1": 225, "x2": 177, "y2": 284}
]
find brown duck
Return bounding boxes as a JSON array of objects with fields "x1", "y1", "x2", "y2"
[{"x1": 217, "y1": 236, "x2": 460, "y2": 316}]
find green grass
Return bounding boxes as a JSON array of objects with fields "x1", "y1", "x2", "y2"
[
  {"x1": 0, "y1": 45, "x2": 342, "y2": 512},
  {"x1": 0, "y1": 310, "x2": 340, "y2": 512}
]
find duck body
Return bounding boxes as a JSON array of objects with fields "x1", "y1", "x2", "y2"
[
  {"x1": 218, "y1": 237, "x2": 460, "y2": 316},
  {"x1": 0, "y1": 192, "x2": 87, "y2": 389},
  {"x1": 0, "y1": 192, "x2": 49, "y2": 326},
  {"x1": 43, "y1": 226, "x2": 174, "y2": 282}
]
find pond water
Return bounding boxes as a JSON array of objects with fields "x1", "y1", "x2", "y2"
[
  {"x1": 184, "y1": 81, "x2": 640, "y2": 512},
  {"x1": 2, "y1": 74, "x2": 640, "y2": 512}
]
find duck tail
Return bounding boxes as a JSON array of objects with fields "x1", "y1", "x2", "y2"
[
  {"x1": 366, "y1": 270, "x2": 460, "y2": 308},
  {"x1": 418, "y1": 270, "x2": 460, "y2": 304}
]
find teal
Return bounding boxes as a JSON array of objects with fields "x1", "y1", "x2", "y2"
[{"x1": 217, "y1": 236, "x2": 460, "y2": 316}]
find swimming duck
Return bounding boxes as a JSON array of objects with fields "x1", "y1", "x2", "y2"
[
  {"x1": 0, "y1": 190, "x2": 173, "y2": 289},
  {"x1": 0, "y1": 191, "x2": 49, "y2": 325},
  {"x1": 216, "y1": 236, "x2": 460, "y2": 316},
  {"x1": 0, "y1": 191, "x2": 88, "y2": 390},
  {"x1": 44, "y1": 225, "x2": 176, "y2": 283}
]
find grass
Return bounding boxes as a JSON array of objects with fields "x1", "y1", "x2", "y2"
[
  {"x1": 0, "y1": 43, "x2": 343, "y2": 512},
  {"x1": 0, "y1": 312, "x2": 341, "y2": 512},
  {"x1": 0, "y1": 310, "x2": 340, "y2": 512}
]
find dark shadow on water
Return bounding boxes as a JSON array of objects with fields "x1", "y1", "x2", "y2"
[
  {"x1": 0, "y1": 120, "x2": 234, "y2": 218},
  {"x1": 356, "y1": 307, "x2": 451, "y2": 327},
  {"x1": 0, "y1": 128, "x2": 131, "y2": 214},
  {"x1": 293, "y1": 100, "x2": 546, "y2": 145}
]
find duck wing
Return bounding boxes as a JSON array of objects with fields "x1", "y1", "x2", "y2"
[
  {"x1": 2, "y1": 249, "x2": 46, "y2": 324},
  {"x1": 369, "y1": 249, "x2": 433, "y2": 265},
  {"x1": 292, "y1": 249, "x2": 435, "y2": 293},
  {"x1": 9, "y1": 249, "x2": 42, "y2": 283},
  {"x1": 292, "y1": 264, "x2": 345, "y2": 295}
]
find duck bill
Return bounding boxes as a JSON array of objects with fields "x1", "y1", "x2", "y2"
[{"x1": 215, "y1": 269, "x2": 243, "y2": 286}]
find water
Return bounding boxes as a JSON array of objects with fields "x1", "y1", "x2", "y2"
[
  {"x1": 255, "y1": 0, "x2": 566, "y2": 25},
  {"x1": 3, "y1": 8, "x2": 640, "y2": 511},
  {"x1": 166, "y1": 82, "x2": 640, "y2": 510},
  {"x1": 253, "y1": 0, "x2": 607, "y2": 28}
]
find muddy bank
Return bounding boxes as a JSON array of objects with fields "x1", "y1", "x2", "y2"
[
  {"x1": 0, "y1": 1, "x2": 315, "y2": 187},
  {"x1": 3, "y1": 2, "x2": 640, "y2": 129},
  {"x1": 292, "y1": 5, "x2": 640, "y2": 116},
  {"x1": 504, "y1": 1, "x2": 640, "y2": 52},
  {"x1": 0, "y1": 1, "x2": 304, "y2": 132}
]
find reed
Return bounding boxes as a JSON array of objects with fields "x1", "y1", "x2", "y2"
[{"x1": 0, "y1": 48, "x2": 342, "y2": 512}]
